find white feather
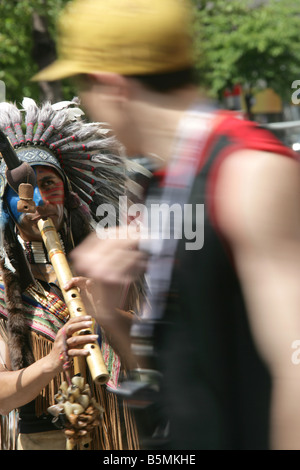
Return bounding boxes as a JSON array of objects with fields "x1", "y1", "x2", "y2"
[
  {"x1": 125, "y1": 159, "x2": 153, "y2": 177},
  {"x1": 52, "y1": 101, "x2": 77, "y2": 111},
  {"x1": 0, "y1": 102, "x2": 14, "y2": 127},
  {"x1": 21, "y1": 97, "x2": 37, "y2": 110},
  {"x1": 67, "y1": 107, "x2": 85, "y2": 120}
]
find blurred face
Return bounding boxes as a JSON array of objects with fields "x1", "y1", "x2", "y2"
[
  {"x1": 77, "y1": 73, "x2": 140, "y2": 155},
  {"x1": 6, "y1": 165, "x2": 65, "y2": 241}
]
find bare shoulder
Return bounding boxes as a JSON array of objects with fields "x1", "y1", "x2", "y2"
[
  {"x1": 213, "y1": 149, "x2": 300, "y2": 380},
  {"x1": 213, "y1": 149, "x2": 300, "y2": 247}
]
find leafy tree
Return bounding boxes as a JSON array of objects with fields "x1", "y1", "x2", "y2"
[
  {"x1": 0, "y1": 0, "x2": 72, "y2": 103},
  {"x1": 1, "y1": 0, "x2": 300, "y2": 109},
  {"x1": 191, "y1": 0, "x2": 300, "y2": 106}
]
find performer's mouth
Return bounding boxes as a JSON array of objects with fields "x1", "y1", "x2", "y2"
[{"x1": 31, "y1": 212, "x2": 57, "y2": 222}]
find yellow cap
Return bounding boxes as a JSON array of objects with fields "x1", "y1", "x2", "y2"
[{"x1": 32, "y1": 0, "x2": 194, "y2": 82}]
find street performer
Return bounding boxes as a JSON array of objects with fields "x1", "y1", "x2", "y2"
[{"x1": 0, "y1": 98, "x2": 140, "y2": 450}]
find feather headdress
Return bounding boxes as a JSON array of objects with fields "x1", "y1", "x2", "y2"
[
  {"x1": 0, "y1": 98, "x2": 128, "y2": 221},
  {"x1": 0, "y1": 98, "x2": 132, "y2": 371}
]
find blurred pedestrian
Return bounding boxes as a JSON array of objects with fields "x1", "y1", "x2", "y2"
[{"x1": 34, "y1": 0, "x2": 300, "y2": 450}]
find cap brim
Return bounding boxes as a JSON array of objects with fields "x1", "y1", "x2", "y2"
[{"x1": 31, "y1": 60, "x2": 84, "y2": 82}]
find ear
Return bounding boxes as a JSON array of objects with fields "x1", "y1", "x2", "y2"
[{"x1": 87, "y1": 72, "x2": 131, "y2": 99}]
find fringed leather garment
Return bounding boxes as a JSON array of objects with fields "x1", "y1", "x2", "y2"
[{"x1": 0, "y1": 268, "x2": 139, "y2": 450}]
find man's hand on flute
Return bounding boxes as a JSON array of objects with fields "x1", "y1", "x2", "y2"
[
  {"x1": 0, "y1": 315, "x2": 98, "y2": 415},
  {"x1": 50, "y1": 315, "x2": 99, "y2": 373}
]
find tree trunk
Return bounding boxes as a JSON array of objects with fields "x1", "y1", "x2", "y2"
[{"x1": 31, "y1": 11, "x2": 62, "y2": 103}]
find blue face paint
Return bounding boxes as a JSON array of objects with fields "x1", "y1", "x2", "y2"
[{"x1": 5, "y1": 184, "x2": 44, "y2": 224}]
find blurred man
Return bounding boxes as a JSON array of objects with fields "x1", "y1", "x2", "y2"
[{"x1": 34, "y1": 0, "x2": 300, "y2": 450}]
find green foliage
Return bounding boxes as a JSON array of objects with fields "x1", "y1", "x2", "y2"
[
  {"x1": 0, "y1": 0, "x2": 71, "y2": 102},
  {"x1": 1, "y1": 0, "x2": 300, "y2": 104},
  {"x1": 191, "y1": 0, "x2": 300, "y2": 101}
]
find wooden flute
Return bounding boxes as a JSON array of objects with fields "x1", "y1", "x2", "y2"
[{"x1": 37, "y1": 217, "x2": 110, "y2": 385}]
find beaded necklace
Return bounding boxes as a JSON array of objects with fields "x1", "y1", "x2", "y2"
[{"x1": 17, "y1": 233, "x2": 65, "y2": 264}]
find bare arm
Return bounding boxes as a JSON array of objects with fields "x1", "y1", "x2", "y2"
[
  {"x1": 215, "y1": 149, "x2": 300, "y2": 450},
  {"x1": 0, "y1": 315, "x2": 98, "y2": 415}
]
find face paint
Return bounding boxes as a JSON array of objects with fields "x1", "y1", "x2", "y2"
[
  {"x1": 5, "y1": 185, "x2": 26, "y2": 224},
  {"x1": 4, "y1": 165, "x2": 65, "y2": 241},
  {"x1": 5, "y1": 166, "x2": 65, "y2": 224},
  {"x1": 5, "y1": 186, "x2": 45, "y2": 224},
  {"x1": 35, "y1": 166, "x2": 65, "y2": 205}
]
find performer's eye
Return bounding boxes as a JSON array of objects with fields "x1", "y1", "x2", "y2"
[{"x1": 40, "y1": 179, "x2": 55, "y2": 189}]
